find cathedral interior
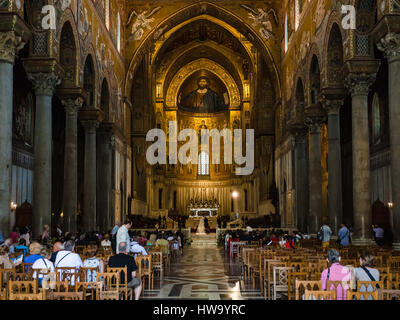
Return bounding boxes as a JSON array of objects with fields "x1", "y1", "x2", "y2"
[{"x1": 1, "y1": 0, "x2": 400, "y2": 252}]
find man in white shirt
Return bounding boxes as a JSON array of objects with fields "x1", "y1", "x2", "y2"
[
  {"x1": 54, "y1": 240, "x2": 83, "y2": 285},
  {"x1": 130, "y1": 236, "x2": 147, "y2": 259},
  {"x1": 116, "y1": 220, "x2": 132, "y2": 254}
]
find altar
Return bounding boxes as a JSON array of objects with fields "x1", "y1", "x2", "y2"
[{"x1": 187, "y1": 198, "x2": 219, "y2": 217}]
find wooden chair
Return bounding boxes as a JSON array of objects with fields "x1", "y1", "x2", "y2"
[
  {"x1": 356, "y1": 280, "x2": 384, "y2": 298},
  {"x1": 55, "y1": 267, "x2": 79, "y2": 288},
  {"x1": 304, "y1": 289, "x2": 336, "y2": 300},
  {"x1": 326, "y1": 280, "x2": 351, "y2": 300},
  {"x1": 75, "y1": 281, "x2": 102, "y2": 300},
  {"x1": 381, "y1": 289, "x2": 400, "y2": 300},
  {"x1": 8, "y1": 280, "x2": 45, "y2": 300},
  {"x1": 288, "y1": 272, "x2": 308, "y2": 300},
  {"x1": 150, "y1": 251, "x2": 163, "y2": 280},
  {"x1": 50, "y1": 291, "x2": 84, "y2": 300},
  {"x1": 288, "y1": 262, "x2": 308, "y2": 273},
  {"x1": 107, "y1": 266, "x2": 133, "y2": 300},
  {"x1": 272, "y1": 266, "x2": 294, "y2": 300},
  {"x1": 136, "y1": 255, "x2": 153, "y2": 290},
  {"x1": 96, "y1": 272, "x2": 119, "y2": 300},
  {"x1": 347, "y1": 290, "x2": 379, "y2": 300},
  {"x1": 79, "y1": 266, "x2": 100, "y2": 283},
  {"x1": 295, "y1": 280, "x2": 322, "y2": 300},
  {"x1": 22, "y1": 262, "x2": 34, "y2": 274},
  {"x1": 264, "y1": 260, "x2": 286, "y2": 299}
]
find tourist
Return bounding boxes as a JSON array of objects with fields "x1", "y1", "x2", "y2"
[
  {"x1": 224, "y1": 231, "x2": 231, "y2": 250},
  {"x1": 353, "y1": 251, "x2": 380, "y2": 291},
  {"x1": 24, "y1": 242, "x2": 43, "y2": 272},
  {"x1": 41, "y1": 225, "x2": 50, "y2": 245},
  {"x1": 156, "y1": 233, "x2": 169, "y2": 257},
  {"x1": 0, "y1": 245, "x2": 21, "y2": 269},
  {"x1": 15, "y1": 238, "x2": 29, "y2": 255},
  {"x1": 338, "y1": 223, "x2": 351, "y2": 247},
  {"x1": 83, "y1": 244, "x2": 104, "y2": 282},
  {"x1": 130, "y1": 236, "x2": 148, "y2": 259},
  {"x1": 20, "y1": 226, "x2": 30, "y2": 246},
  {"x1": 107, "y1": 242, "x2": 142, "y2": 300},
  {"x1": 50, "y1": 241, "x2": 64, "y2": 263},
  {"x1": 116, "y1": 220, "x2": 132, "y2": 254},
  {"x1": 372, "y1": 225, "x2": 385, "y2": 246},
  {"x1": 101, "y1": 234, "x2": 111, "y2": 248},
  {"x1": 54, "y1": 240, "x2": 83, "y2": 285},
  {"x1": 321, "y1": 249, "x2": 351, "y2": 300},
  {"x1": 10, "y1": 226, "x2": 19, "y2": 244},
  {"x1": 32, "y1": 247, "x2": 54, "y2": 287},
  {"x1": 318, "y1": 222, "x2": 332, "y2": 251},
  {"x1": 111, "y1": 221, "x2": 121, "y2": 237}
]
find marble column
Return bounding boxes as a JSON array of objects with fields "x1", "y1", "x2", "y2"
[
  {"x1": 61, "y1": 98, "x2": 83, "y2": 235},
  {"x1": 0, "y1": 32, "x2": 25, "y2": 235},
  {"x1": 345, "y1": 73, "x2": 376, "y2": 244},
  {"x1": 324, "y1": 99, "x2": 343, "y2": 234},
  {"x1": 305, "y1": 113, "x2": 326, "y2": 234},
  {"x1": 28, "y1": 73, "x2": 61, "y2": 237},
  {"x1": 377, "y1": 33, "x2": 400, "y2": 248},
  {"x1": 82, "y1": 120, "x2": 99, "y2": 232}
]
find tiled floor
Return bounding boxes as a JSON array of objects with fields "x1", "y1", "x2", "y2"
[{"x1": 142, "y1": 245, "x2": 264, "y2": 300}]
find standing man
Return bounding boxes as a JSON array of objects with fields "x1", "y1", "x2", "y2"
[
  {"x1": 111, "y1": 221, "x2": 121, "y2": 237},
  {"x1": 372, "y1": 225, "x2": 385, "y2": 246},
  {"x1": 338, "y1": 223, "x2": 351, "y2": 247},
  {"x1": 116, "y1": 220, "x2": 132, "y2": 254},
  {"x1": 318, "y1": 221, "x2": 332, "y2": 251}
]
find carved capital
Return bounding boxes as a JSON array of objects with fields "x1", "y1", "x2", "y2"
[
  {"x1": 345, "y1": 73, "x2": 376, "y2": 97},
  {"x1": 27, "y1": 72, "x2": 61, "y2": 96},
  {"x1": 0, "y1": 31, "x2": 26, "y2": 64},
  {"x1": 322, "y1": 99, "x2": 343, "y2": 115},
  {"x1": 377, "y1": 32, "x2": 400, "y2": 62},
  {"x1": 305, "y1": 117, "x2": 324, "y2": 134},
  {"x1": 62, "y1": 97, "x2": 84, "y2": 116}
]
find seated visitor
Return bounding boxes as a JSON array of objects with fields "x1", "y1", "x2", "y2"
[
  {"x1": 101, "y1": 234, "x2": 111, "y2": 248},
  {"x1": 19, "y1": 226, "x2": 30, "y2": 247},
  {"x1": 321, "y1": 249, "x2": 351, "y2": 300},
  {"x1": 269, "y1": 233, "x2": 279, "y2": 246},
  {"x1": 0, "y1": 245, "x2": 22, "y2": 269},
  {"x1": 83, "y1": 244, "x2": 104, "y2": 282},
  {"x1": 353, "y1": 251, "x2": 380, "y2": 293},
  {"x1": 147, "y1": 233, "x2": 157, "y2": 246},
  {"x1": 107, "y1": 242, "x2": 142, "y2": 300},
  {"x1": 24, "y1": 242, "x2": 43, "y2": 272},
  {"x1": 130, "y1": 236, "x2": 148, "y2": 259},
  {"x1": 10, "y1": 227, "x2": 19, "y2": 244},
  {"x1": 15, "y1": 238, "x2": 29, "y2": 255},
  {"x1": 41, "y1": 224, "x2": 50, "y2": 245},
  {"x1": 32, "y1": 247, "x2": 55, "y2": 287},
  {"x1": 50, "y1": 241, "x2": 64, "y2": 263},
  {"x1": 54, "y1": 240, "x2": 83, "y2": 285}
]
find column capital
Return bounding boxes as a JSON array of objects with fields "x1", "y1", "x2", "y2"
[
  {"x1": 304, "y1": 103, "x2": 327, "y2": 134},
  {"x1": 0, "y1": 31, "x2": 26, "y2": 64},
  {"x1": 27, "y1": 72, "x2": 62, "y2": 96},
  {"x1": 322, "y1": 99, "x2": 344, "y2": 115},
  {"x1": 344, "y1": 73, "x2": 376, "y2": 97},
  {"x1": 377, "y1": 32, "x2": 400, "y2": 62},
  {"x1": 62, "y1": 97, "x2": 84, "y2": 115}
]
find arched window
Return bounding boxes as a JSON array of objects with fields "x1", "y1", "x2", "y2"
[
  {"x1": 105, "y1": 0, "x2": 110, "y2": 30},
  {"x1": 198, "y1": 151, "x2": 209, "y2": 176},
  {"x1": 284, "y1": 14, "x2": 288, "y2": 53},
  {"x1": 373, "y1": 92, "x2": 381, "y2": 142},
  {"x1": 117, "y1": 13, "x2": 121, "y2": 52}
]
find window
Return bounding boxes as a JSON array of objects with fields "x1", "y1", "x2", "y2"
[
  {"x1": 117, "y1": 12, "x2": 121, "y2": 52},
  {"x1": 198, "y1": 151, "x2": 209, "y2": 176},
  {"x1": 105, "y1": 0, "x2": 110, "y2": 30},
  {"x1": 372, "y1": 92, "x2": 381, "y2": 142},
  {"x1": 284, "y1": 14, "x2": 288, "y2": 53}
]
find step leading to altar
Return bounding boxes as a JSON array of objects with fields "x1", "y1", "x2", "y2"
[{"x1": 191, "y1": 233, "x2": 217, "y2": 246}]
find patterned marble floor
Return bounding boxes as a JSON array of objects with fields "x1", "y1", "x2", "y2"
[{"x1": 142, "y1": 245, "x2": 264, "y2": 300}]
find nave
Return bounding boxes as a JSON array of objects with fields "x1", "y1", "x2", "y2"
[{"x1": 142, "y1": 245, "x2": 264, "y2": 300}]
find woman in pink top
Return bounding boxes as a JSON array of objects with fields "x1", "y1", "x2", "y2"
[{"x1": 321, "y1": 249, "x2": 351, "y2": 300}]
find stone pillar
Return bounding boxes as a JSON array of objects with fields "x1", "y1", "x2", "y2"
[
  {"x1": 305, "y1": 106, "x2": 326, "y2": 234},
  {"x1": 61, "y1": 98, "x2": 83, "y2": 234},
  {"x1": 0, "y1": 31, "x2": 26, "y2": 235},
  {"x1": 377, "y1": 33, "x2": 400, "y2": 248},
  {"x1": 27, "y1": 73, "x2": 61, "y2": 237},
  {"x1": 324, "y1": 99, "x2": 343, "y2": 234},
  {"x1": 292, "y1": 129, "x2": 309, "y2": 233},
  {"x1": 81, "y1": 120, "x2": 99, "y2": 232},
  {"x1": 345, "y1": 73, "x2": 376, "y2": 244},
  {"x1": 97, "y1": 125, "x2": 114, "y2": 232}
]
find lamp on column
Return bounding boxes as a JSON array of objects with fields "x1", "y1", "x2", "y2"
[{"x1": 10, "y1": 202, "x2": 17, "y2": 212}]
